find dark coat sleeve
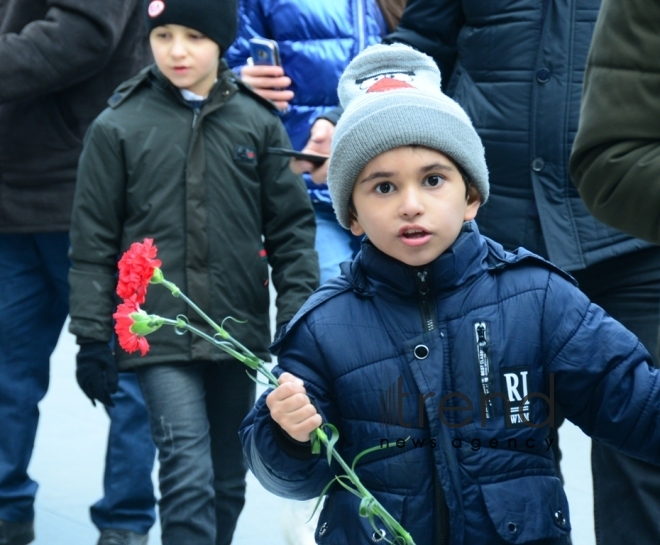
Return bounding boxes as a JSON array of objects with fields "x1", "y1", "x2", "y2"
[
  {"x1": 68, "y1": 117, "x2": 126, "y2": 342},
  {"x1": 0, "y1": 0, "x2": 141, "y2": 103},
  {"x1": 259, "y1": 115, "x2": 320, "y2": 326},
  {"x1": 383, "y1": 0, "x2": 464, "y2": 89},
  {"x1": 569, "y1": 0, "x2": 660, "y2": 245},
  {"x1": 543, "y1": 273, "x2": 660, "y2": 463}
]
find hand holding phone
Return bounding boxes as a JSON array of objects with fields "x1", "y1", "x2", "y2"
[
  {"x1": 249, "y1": 37, "x2": 281, "y2": 66},
  {"x1": 288, "y1": 119, "x2": 335, "y2": 184},
  {"x1": 241, "y1": 38, "x2": 293, "y2": 110}
]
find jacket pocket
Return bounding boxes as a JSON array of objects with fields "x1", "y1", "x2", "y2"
[
  {"x1": 316, "y1": 489, "x2": 407, "y2": 544},
  {"x1": 481, "y1": 475, "x2": 570, "y2": 543}
]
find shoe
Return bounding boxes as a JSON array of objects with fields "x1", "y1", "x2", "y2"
[
  {"x1": 0, "y1": 520, "x2": 34, "y2": 545},
  {"x1": 97, "y1": 529, "x2": 148, "y2": 545}
]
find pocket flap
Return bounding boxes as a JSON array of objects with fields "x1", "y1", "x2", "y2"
[{"x1": 481, "y1": 475, "x2": 571, "y2": 543}]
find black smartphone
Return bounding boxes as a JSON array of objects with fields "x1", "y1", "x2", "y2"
[
  {"x1": 267, "y1": 147, "x2": 329, "y2": 164},
  {"x1": 249, "y1": 38, "x2": 281, "y2": 66}
]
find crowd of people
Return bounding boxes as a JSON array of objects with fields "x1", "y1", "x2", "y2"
[{"x1": 0, "y1": 0, "x2": 658, "y2": 545}]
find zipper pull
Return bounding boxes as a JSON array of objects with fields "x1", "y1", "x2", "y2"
[
  {"x1": 476, "y1": 323, "x2": 487, "y2": 348},
  {"x1": 416, "y1": 269, "x2": 430, "y2": 296},
  {"x1": 192, "y1": 108, "x2": 200, "y2": 128}
]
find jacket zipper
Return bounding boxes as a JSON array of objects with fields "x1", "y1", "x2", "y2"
[
  {"x1": 192, "y1": 107, "x2": 200, "y2": 128},
  {"x1": 414, "y1": 269, "x2": 449, "y2": 545},
  {"x1": 415, "y1": 269, "x2": 436, "y2": 332},
  {"x1": 356, "y1": 0, "x2": 366, "y2": 52}
]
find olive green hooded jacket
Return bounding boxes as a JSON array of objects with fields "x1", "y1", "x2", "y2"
[
  {"x1": 570, "y1": 0, "x2": 660, "y2": 244},
  {"x1": 69, "y1": 62, "x2": 319, "y2": 370}
]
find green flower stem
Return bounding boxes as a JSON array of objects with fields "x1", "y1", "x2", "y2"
[
  {"x1": 159, "y1": 318, "x2": 279, "y2": 386},
  {"x1": 155, "y1": 276, "x2": 415, "y2": 545},
  {"x1": 158, "y1": 279, "x2": 255, "y2": 356},
  {"x1": 313, "y1": 428, "x2": 414, "y2": 544}
]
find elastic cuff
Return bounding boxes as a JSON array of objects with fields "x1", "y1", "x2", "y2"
[{"x1": 269, "y1": 417, "x2": 317, "y2": 460}]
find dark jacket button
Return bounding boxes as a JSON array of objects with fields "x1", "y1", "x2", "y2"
[
  {"x1": 554, "y1": 509, "x2": 567, "y2": 527},
  {"x1": 536, "y1": 67, "x2": 551, "y2": 83},
  {"x1": 414, "y1": 344, "x2": 429, "y2": 359},
  {"x1": 532, "y1": 157, "x2": 545, "y2": 172},
  {"x1": 507, "y1": 521, "x2": 518, "y2": 533}
]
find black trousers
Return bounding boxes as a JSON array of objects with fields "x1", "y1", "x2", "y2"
[{"x1": 569, "y1": 246, "x2": 660, "y2": 545}]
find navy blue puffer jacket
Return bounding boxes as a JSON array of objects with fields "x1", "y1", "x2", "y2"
[
  {"x1": 386, "y1": 0, "x2": 652, "y2": 270},
  {"x1": 240, "y1": 222, "x2": 660, "y2": 545},
  {"x1": 225, "y1": 0, "x2": 387, "y2": 206}
]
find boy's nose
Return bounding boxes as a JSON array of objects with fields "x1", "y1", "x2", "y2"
[
  {"x1": 170, "y1": 39, "x2": 186, "y2": 57},
  {"x1": 399, "y1": 188, "x2": 424, "y2": 217}
]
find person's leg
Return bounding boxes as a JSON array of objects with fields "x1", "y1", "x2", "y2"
[
  {"x1": 90, "y1": 372, "x2": 157, "y2": 536},
  {"x1": 0, "y1": 233, "x2": 69, "y2": 524},
  {"x1": 204, "y1": 361, "x2": 256, "y2": 545},
  {"x1": 314, "y1": 207, "x2": 360, "y2": 285},
  {"x1": 136, "y1": 362, "x2": 215, "y2": 545},
  {"x1": 570, "y1": 246, "x2": 660, "y2": 545}
]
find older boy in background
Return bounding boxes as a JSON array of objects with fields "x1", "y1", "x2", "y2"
[{"x1": 68, "y1": 0, "x2": 319, "y2": 543}]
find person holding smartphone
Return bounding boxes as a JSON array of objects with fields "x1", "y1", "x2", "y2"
[{"x1": 226, "y1": 0, "x2": 407, "y2": 287}]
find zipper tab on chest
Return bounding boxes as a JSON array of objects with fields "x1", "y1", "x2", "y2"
[
  {"x1": 475, "y1": 321, "x2": 494, "y2": 419},
  {"x1": 415, "y1": 269, "x2": 436, "y2": 332}
]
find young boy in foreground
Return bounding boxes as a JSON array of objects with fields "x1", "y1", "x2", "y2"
[
  {"x1": 239, "y1": 43, "x2": 660, "y2": 545},
  {"x1": 68, "y1": 0, "x2": 319, "y2": 543}
]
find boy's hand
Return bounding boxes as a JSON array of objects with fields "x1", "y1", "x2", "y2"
[
  {"x1": 267, "y1": 372, "x2": 322, "y2": 442},
  {"x1": 240, "y1": 64, "x2": 294, "y2": 110},
  {"x1": 289, "y1": 119, "x2": 335, "y2": 184}
]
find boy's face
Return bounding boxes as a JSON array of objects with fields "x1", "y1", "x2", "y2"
[
  {"x1": 150, "y1": 24, "x2": 220, "y2": 97},
  {"x1": 349, "y1": 146, "x2": 481, "y2": 267}
]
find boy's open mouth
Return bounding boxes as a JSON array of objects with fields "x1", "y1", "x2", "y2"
[{"x1": 400, "y1": 227, "x2": 430, "y2": 239}]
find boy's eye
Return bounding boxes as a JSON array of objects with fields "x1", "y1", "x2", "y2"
[
  {"x1": 375, "y1": 182, "x2": 394, "y2": 194},
  {"x1": 424, "y1": 175, "x2": 444, "y2": 187},
  {"x1": 189, "y1": 33, "x2": 206, "y2": 40}
]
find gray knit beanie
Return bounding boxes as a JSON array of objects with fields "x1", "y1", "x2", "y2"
[{"x1": 327, "y1": 43, "x2": 489, "y2": 229}]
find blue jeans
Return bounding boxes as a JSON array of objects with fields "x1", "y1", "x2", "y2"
[
  {"x1": 314, "y1": 206, "x2": 361, "y2": 285},
  {"x1": 136, "y1": 361, "x2": 256, "y2": 545},
  {"x1": 0, "y1": 233, "x2": 156, "y2": 532},
  {"x1": 91, "y1": 373, "x2": 157, "y2": 535}
]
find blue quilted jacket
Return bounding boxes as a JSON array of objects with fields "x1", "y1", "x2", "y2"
[
  {"x1": 386, "y1": 0, "x2": 652, "y2": 270},
  {"x1": 240, "y1": 222, "x2": 660, "y2": 545},
  {"x1": 225, "y1": 0, "x2": 387, "y2": 207}
]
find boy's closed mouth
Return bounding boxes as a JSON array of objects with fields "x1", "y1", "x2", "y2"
[
  {"x1": 172, "y1": 66, "x2": 190, "y2": 74},
  {"x1": 398, "y1": 225, "x2": 432, "y2": 246}
]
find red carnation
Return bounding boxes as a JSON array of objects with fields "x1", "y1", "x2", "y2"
[
  {"x1": 113, "y1": 297, "x2": 151, "y2": 356},
  {"x1": 117, "y1": 238, "x2": 162, "y2": 304}
]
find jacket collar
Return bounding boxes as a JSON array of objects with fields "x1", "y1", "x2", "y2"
[
  {"x1": 151, "y1": 59, "x2": 237, "y2": 106},
  {"x1": 108, "y1": 60, "x2": 238, "y2": 109},
  {"x1": 350, "y1": 221, "x2": 489, "y2": 300}
]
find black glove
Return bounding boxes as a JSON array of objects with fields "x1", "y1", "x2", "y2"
[{"x1": 76, "y1": 341, "x2": 118, "y2": 407}]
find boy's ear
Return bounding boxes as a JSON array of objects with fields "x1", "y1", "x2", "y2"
[
  {"x1": 349, "y1": 216, "x2": 365, "y2": 237},
  {"x1": 464, "y1": 185, "x2": 481, "y2": 222}
]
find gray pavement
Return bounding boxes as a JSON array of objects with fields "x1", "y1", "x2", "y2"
[{"x1": 30, "y1": 320, "x2": 596, "y2": 544}]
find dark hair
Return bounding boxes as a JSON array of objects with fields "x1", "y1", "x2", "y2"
[{"x1": 376, "y1": 0, "x2": 408, "y2": 32}]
